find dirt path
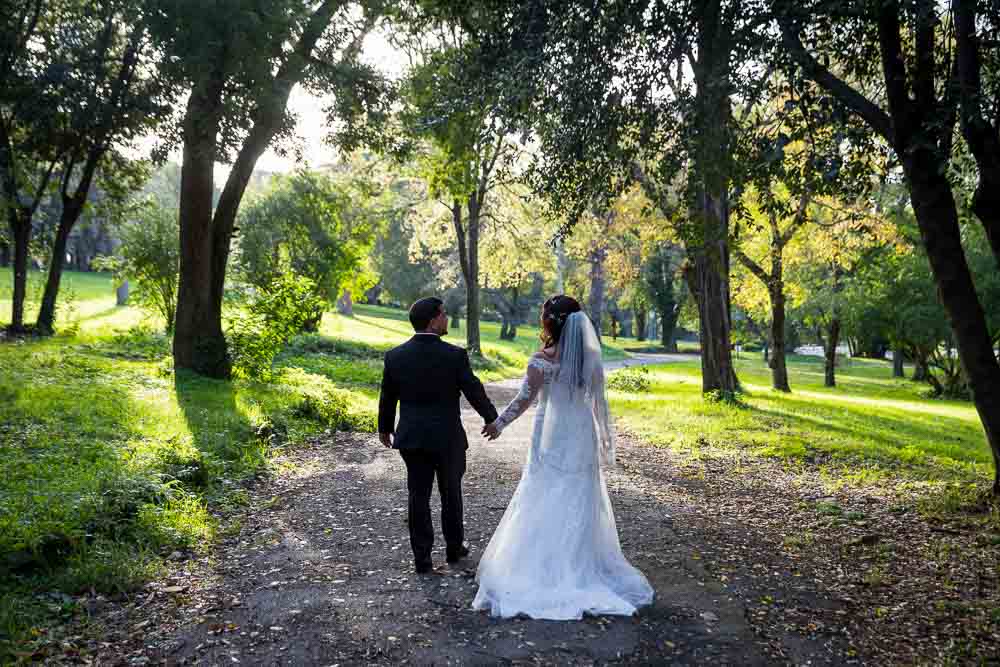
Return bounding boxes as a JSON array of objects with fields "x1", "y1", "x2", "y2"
[{"x1": 84, "y1": 363, "x2": 864, "y2": 666}]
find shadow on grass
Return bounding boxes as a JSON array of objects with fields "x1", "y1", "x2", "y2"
[{"x1": 172, "y1": 371, "x2": 263, "y2": 471}]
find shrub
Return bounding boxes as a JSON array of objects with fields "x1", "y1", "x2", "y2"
[
  {"x1": 607, "y1": 366, "x2": 652, "y2": 393},
  {"x1": 94, "y1": 200, "x2": 179, "y2": 333},
  {"x1": 290, "y1": 388, "x2": 377, "y2": 433},
  {"x1": 228, "y1": 274, "x2": 326, "y2": 381}
]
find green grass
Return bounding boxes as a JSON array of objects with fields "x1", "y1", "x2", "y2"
[{"x1": 610, "y1": 354, "x2": 992, "y2": 488}]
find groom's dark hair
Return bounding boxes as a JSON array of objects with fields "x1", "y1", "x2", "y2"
[{"x1": 409, "y1": 297, "x2": 444, "y2": 331}]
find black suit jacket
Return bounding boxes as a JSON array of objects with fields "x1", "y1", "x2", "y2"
[{"x1": 378, "y1": 335, "x2": 498, "y2": 450}]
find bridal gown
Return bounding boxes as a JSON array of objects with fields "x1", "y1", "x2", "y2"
[{"x1": 471, "y1": 354, "x2": 654, "y2": 620}]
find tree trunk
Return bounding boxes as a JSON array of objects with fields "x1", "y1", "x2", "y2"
[
  {"x1": 906, "y1": 164, "x2": 1000, "y2": 494},
  {"x1": 8, "y1": 210, "x2": 31, "y2": 332},
  {"x1": 660, "y1": 305, "x2": 679, "y2": 352},
  {"x1": 555, "y1": 238, "x2": 568, "y2": 294},
  {"x1": 688, "y1": 0, "x2": 738, "y2": 395},
  {"x1": 588, "y1": 245, "x2": 606, "y2": 342},
  {"x1": 769, "y1": 288, "x2": 791, "y2": 392},
  {"x1": 451, "y1": 312, "x2": 461, "y2": 329},
  {"x1": 824, "y1": 318, "x2": 841, "y2": 388},
  {"x1": 116, "y1": 279, "x2": 129, "y2": 306},
  {"x1": 0, "y1": 239, "x2": 9, "y2": 267},
  {"x1": 689, "y1": 239, "x2": 737, "y2": 392},
  {"x1": 635, "y1": 309, "x2": 647, "y2": 342},
  {"x1": 465, "y1": 195, "x2": 482, "y2": 356},
  {"x1": 337, "y1": 288, "x2": 354, "y2": 316},
  {"x1": 172, "y1": 73, "x2": 230, "y2": 378},
  {"x1": 893, "y1": 350, "x2": 905, "y2": 378},
  {"x1": 36, "y1": 190, "x2": 91, "y2": 334}
]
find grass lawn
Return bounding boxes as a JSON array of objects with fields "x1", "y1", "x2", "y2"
[{"x1": 610, "y1": 354, "x2": 993, "y2": 493}]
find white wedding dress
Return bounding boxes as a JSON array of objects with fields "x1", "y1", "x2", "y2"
[{"x1": 472, "y1": 312, "x2": 654, "y2": 620}]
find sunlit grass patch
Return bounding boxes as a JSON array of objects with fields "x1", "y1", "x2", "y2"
[{"x1": 612, "y1": 356, "x2": 991, "y2": 490}]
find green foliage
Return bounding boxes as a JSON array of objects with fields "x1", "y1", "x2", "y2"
[
  {"x1": 95, "y1": 201, "x2": 180, "y2": 333},
  {"x1": 236, "y1": 170, "x2": 380, "y2": 304},
  {"x1": 228, "y1": 273, "x2": 326, "y2": 381},
  {"x1": 607, "y1": 366, "x2": 651, "y2": 393},
  {"x1": 291, "y1": 388, "x2": 377, "y2": 433}
]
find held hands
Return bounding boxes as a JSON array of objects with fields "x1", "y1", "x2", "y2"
[
  {"x1": 379, "y1": 432, "x2": 394, "y2": 448},
  {"x1": 482, "y1": 421, "x2": 501, "y2": 441}
]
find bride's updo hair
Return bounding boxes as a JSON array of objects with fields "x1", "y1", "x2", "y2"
[{"x1": 540, "y1": 295, "x2": 582, "y2": 348}]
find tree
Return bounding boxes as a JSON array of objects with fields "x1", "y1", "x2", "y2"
[
  {"x1": 95, "y1": 199, "x2": 179, "y2": 333},
  {"x1": 733, "y1": 189, "x2": 809, "y2": 391},
  {"x1": 2, "y1": 0, "x2": 70, "y2": 331},
  {"x1": 645, "y1": 244, "x2": 686, "y2": 352},
  {"x1": 443, "y1": 0, "x2": 782, "y2": 394},
  {"x1": 34, "y1": 1, "x2": 169, "y2": 334},
  {"x1": 148, "y1": 0, "x2": 385, "y2": 377},
  {"x1": 479, "y1": 189, "x2": 555, "y2": 340},
  {"x1": 236, "y1": 169, "x2": 380, "y2": 318},
  {"x1": 401, "y1": 35, "x2": 518, "y2": 356},
  {"x1": 777, "y1": 0, "x2": 1000, "y2": 492}
]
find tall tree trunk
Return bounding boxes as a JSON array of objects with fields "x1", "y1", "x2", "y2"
[
  {"x1": 769, "y1": 287, "x2": 790, "y2": 392},
  {"x1": 688, "y1": 0, "x2": 738, "y2": 395},
  {"x1": 8, "y1": 211, "x2": 31, "y2": 332},
  {"x1": 824, "y1": 318, "x2": 841, "y2": 388},
  {"x1": 892, "y1": 349, "x2": 905, "y2": 378},
  {"x1": 635, "y1": 308, "x2": 647, "y2": 342},
  {"x1": 554, "y1": 238, "x2": 567, "y2": 294},
  {"x1": 0, "y1": 239, "x2": 9, "y2": 267},
  {"x1": 172, "y1": 74, "x2": 230, "y2": 377},
  {"x1": 906, "y1": 165, "x2": 1000, "y2": 494},
  {"x1": 35, "y1": 214, "x2": 74, "y2": 334},
  {"x1": 465, "y1": 194, "x2": 482, "y2": 356},
  {"x1": 588, "y1": 245, "x2": 606, "y2": 342},
  {"x1": 37, "y1": 184, "x2": 93, "y2": 334},
  {"x1": 116, "y1": 279, "x2": 129, "y2": 306},
  {"x1": 661, "y1": 305, "x2": 679, "y2": 352},
  {"x1": 913, "y1": 353, "x2": 930, "y2": 382}
]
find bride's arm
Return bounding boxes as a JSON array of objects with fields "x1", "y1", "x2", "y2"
[{"x1": 493, "y1": 361, "x2": 545, "y2": 432}]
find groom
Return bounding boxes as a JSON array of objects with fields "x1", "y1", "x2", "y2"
[{"x1": 378, "y1": 297, "x2": 499, "y2": 574}]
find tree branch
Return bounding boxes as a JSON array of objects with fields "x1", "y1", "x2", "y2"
[{"x1": 778, "y1": 19, "x2": 893, "y2": 141}]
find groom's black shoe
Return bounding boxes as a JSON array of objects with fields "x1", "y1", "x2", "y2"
[
  {"x1": 446, "y1": 544, "x2": 470, "y2": 564},
  {"x1": 415, "y1": 559, "x2": 434, "y2": 574}
]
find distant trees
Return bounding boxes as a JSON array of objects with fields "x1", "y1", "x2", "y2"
[
  {"x1": 236, "y1": 170, "x2": 381, "y2": 319},
  {"x1": 2, "y1": 0, "x2": 168, "y2": 334}
]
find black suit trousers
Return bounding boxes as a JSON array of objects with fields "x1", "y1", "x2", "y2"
[{"x1": 398, "y1": 444, "x2": 466, "y2": 564}]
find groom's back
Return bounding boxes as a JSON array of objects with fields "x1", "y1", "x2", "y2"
[{"x1": 381, "y1": 336, "x2": 467, "y2": 449}]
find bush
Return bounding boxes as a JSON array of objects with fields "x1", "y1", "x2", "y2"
[
  {"x1": 607, "y1": 366, "x2": 652, "y2": 393},
  {"x1": 228, "y1": 274, "x2": 326, "y2": 381},
  {"x1": 290, "y1": 388, "x2": 377, "y2": 432},
  {"x1": 94, "y1": 200, "x2": 179, "y2": 333}
]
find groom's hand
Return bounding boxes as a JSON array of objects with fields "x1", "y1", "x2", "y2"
[
  {"x1": 482, "y1": 422, "x2": 500, "y2": 440},
  {"x1": 379, "y1": 432, "x2": 394, "y2": 448}
]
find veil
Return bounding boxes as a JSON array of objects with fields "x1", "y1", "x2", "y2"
[{"x1": 539, "y1": 311, "x2": 616, "y2": 469}]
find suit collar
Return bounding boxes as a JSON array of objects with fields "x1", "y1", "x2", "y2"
[{"x1": 411, "y1": 333, "x2": 443, "y2": 343}]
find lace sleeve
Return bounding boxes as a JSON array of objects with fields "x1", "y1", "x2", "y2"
[{"x1": 494, "y1": 360, "x2": 546, "y2": 432}]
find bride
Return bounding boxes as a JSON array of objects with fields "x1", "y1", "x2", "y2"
[{"x1": 474, "y1": 295, "x2": 654, "y2": 620}]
